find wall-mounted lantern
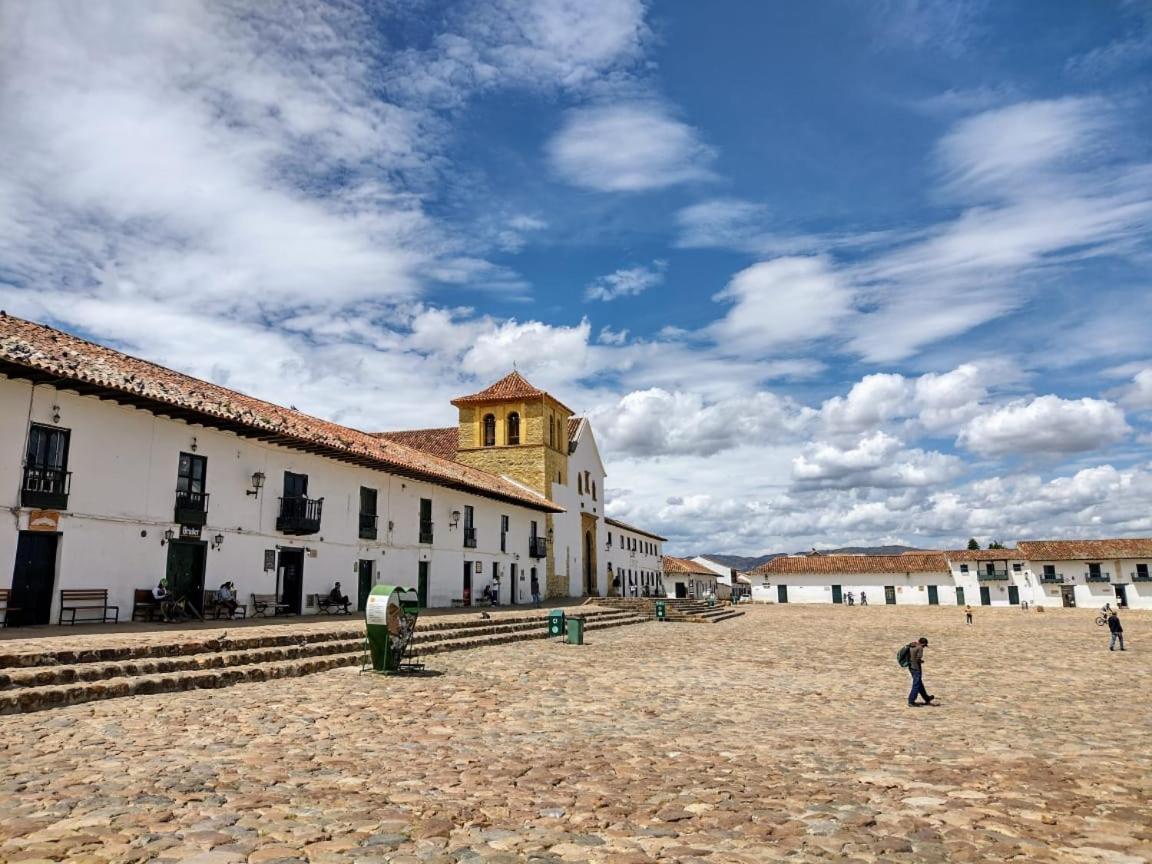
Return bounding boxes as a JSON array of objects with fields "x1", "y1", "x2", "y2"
[
  {"x1": 246, "y1": 471, "x2": 266, "y2": 498},
  {"x1": 211, "y1": 533, "x2": 225, "y2": 550},
  {"x1": 160, "y1": 528, "x2": 175, "y2": 546},
  {"x1": 449, "y1": 509, "x2": 461, "y2": 529}
]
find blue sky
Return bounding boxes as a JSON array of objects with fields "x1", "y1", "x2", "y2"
[{"x1": 1, "y1": 0, "x2": 1151, "y2": 554}]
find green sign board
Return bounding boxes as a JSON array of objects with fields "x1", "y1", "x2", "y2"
[{"x1": 365, "y1": 584, "x2": 419, "y2": 672}]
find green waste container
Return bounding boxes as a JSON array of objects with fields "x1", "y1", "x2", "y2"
[
  {"x1": 548, "y1": 609, "x2": 565, "y2": 637},
  {"x1": 566, "y1": 617, "x2": 584, "y2": 645},
  {"x1": 708, "y1": 596, "x2": 716, "y2": 608},
  {"x1": 655, "y1": 600, "x2": 666, "y2": 621}
]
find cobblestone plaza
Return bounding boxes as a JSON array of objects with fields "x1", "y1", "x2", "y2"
[{"x1": 1, "y1": 605, "x2": 1149, "y2": 863}]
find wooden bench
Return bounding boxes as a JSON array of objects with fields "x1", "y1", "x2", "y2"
[
  {"x1": 0, "y1": 589, "x2": 20, "y2": 627},
  {"x1": 203, "y1": 590, "x2": 247, "y2": 620},
  {"x1": 450, "y1": 598, "x2": 467, "y2": 608},
  {"x1": 310, "y1": 593, "x2": 351, "y2": 615},
  {"x1": 58, "y1": 589, "x2": 119, "y2": 625},
  {"x1": 132, "y1": 588, "x2": 162, "y2": 622},
  {"x1": 250, "y1": 593, "x2": 292, "y2": 617}
]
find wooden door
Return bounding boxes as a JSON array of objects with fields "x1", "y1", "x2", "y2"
[{"x1": 9, "y1": 532, "x2": 58, "y2": 625}]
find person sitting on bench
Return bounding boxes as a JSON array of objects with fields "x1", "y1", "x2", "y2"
[
  {"x1": 329, "y1": 582, "x2": 350, "y2": 608},
  {"x1": 153, "y1": 579, "x2": 176, "y2": 623},
  {"x1": 217, "y1": 582, "x2": 239, "y2": 617}
]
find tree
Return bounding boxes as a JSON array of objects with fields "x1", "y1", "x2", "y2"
[
  {"x1": 988, "y1": 540, "x2": 1006, "y2": 549},
  {"x1": 967, "y1": 538, "x2": 980, "y2": 550}
]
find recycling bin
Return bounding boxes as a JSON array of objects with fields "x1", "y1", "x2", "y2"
[
  {"x1": 566, "y1": 617, "x2": 584, "y2": 645},
  {"x1": 548, "y1": 609, "x2": 565, "y2": 637},
  {"x1": 655, "y1": 600, "x2": 666, "y2": 621}
]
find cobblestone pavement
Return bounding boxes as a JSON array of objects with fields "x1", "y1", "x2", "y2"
[{"x1": 1, "y1": 605, "x2": 1149, "y2": 864}]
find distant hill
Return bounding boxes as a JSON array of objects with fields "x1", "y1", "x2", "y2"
[{"x1": 696, "y1": 545, "x2": 927, "y2": 572}]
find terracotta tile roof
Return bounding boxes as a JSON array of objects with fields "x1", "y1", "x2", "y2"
[
  {"x1": 663, "y1": 555, "x2": 717, "y2": 576},
  {"x1": 0, "y1": 314, "x2": 562, "y2": 513},
  {"x1": 375, "y1": 427, "x2": 458, "y2": 462},
  {"x1": 755, "y1": 552, "x2": 950, "y2": 575},
  {"x1": 451, "y1": 370, "x2": 574, "y2": 414},
  {"x1": 604, "y1": 517, "x2": 667, "y2": 542},
  {"x1": 1017, "y1": 538, "x2": 1152, "y2": 561},
  {"x1": 944, "y1": 549, "x2": 1019, "y2": 562}
]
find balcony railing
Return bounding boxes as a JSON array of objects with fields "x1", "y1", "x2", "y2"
[
  {"x1": 419, "y1": 521, "x2": 434, "y2": 544},
  {"x1": 359, "y1": 512, "x2": 378, "y2": 540},
  {"x1": 1132, "y1": 571, "x2": 1152, "y2": 582},
  {"x1": 21, "y1": 465, "x2": 71, "y2": 510},
  {"x1": 174, "y1": 489, "x2": 209, "y2": 527},
  {"x1": 1085, "y1": 572, "x2": 1111, "y2": 582},
  {"x1": 1039, "y1": 572, "x2": 1064, "y2": 583},
  {"x1": 529, "y1": 536, "x2": 548, "y2": 559},
  {"x1": 463, "y1": 527, "x2": 477, "y2": 548},
  {"x1": 979, "y1": 568, "x2": 1010, "y2": 580},
  {"x1": 276, "y1": 496, "x2": 323, "y2": 535}
]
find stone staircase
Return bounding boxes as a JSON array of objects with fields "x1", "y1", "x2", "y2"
[
  {"x1": 587, "y1": 596, "x2": 744, "y2": 623},
  {"x1": 0, "y1": 607, "x2": 646, "y2": 715}
]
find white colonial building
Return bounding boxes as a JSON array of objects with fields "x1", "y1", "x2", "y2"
[
  {"x1": 603, "y1": 517, "x2": 665, "y2": 597},
  {"x1": 662, "y1": 556, "x2": 720, "y2": 599},
  {"x1": 755, "y1": 552, "x2": 953, "y2": 606},
  {"x1": 750, "y1": 541, "x2": 1152, "y2": 610},
  {"x1": 1015, "y1": 539, "x2": 1152, "y2": 610},
  {"x1": 0, "y1": 314, "x2": 657, "y2": 626}
]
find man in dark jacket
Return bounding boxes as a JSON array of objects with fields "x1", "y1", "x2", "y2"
[
  {"x1": 1108, "y1": 613, "x2": 1125, "y2": 651},
  {"x1": 907, "y1": 637, "x2": 934, "y2": 706}
]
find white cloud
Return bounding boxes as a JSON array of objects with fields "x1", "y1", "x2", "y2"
[
  {"x1": 958, "y1": 395, "x2": 1130, "y2": 456},
  {"x1": 912, "y1": 364, "x2": 990, "y2": 432},
  {"x1": 792, "y1": 431, "x2": 962, "y2": 490},
  {"x1": 585, "y1": 260, "x2": 667, "y2": 301},
  {"x1": 820, "y1": 374, "x2": 913, "y2": 434},
  {"x1": 598, "y1": 326, "x2": 629, "y2": 345},
  {"x1": 590, "y1": 388, "x2": 813, "y2": 458},
  {"x1": 936, "y1": 97, "x2": 1113, "y2": 198},
  {"x1": 1121, "y1": 368, "x2": 1152, "y2": 410},
  {"x1": 547, "y1": 102, "x2": 714, "y2": 192},
  {"x1": 706, "y1": 257, "x2": 854, "y2": 355}
]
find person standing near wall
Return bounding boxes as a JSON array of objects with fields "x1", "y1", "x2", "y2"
[
  {"x1": 530, "y1": 572, "x2": 541, "y2": 608},
  {"x1": 965, "y1": 605, "x2": 973, "y2": 625}
]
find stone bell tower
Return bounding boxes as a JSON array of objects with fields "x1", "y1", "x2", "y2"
[{"x1": 452, "y1": 372, "x2": 572, "y2": 597}]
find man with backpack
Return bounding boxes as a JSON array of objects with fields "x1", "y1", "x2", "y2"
[{"x1": 898, "y1": 637, "x2": 934, "y2": 707}]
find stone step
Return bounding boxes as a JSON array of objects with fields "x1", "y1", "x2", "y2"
[
  {"x1": 0, "y1": 610, "x2": 644, "y2": 689},
  {"x1": 0, "y1": 637, "x2": 368, "y2": 691},
  {"x1": 0, "y1": 608, "x2": 633, "y2": 671},
  {"x1": 0, "y1": 613, "x2": 649, "y2": 714}
]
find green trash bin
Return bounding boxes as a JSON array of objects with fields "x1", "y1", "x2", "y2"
[
  {"x1": 655, "y1": 600, "x2": 666, "y2": 621},
  {"x1": 708, "y1": 596, "x2": 716, "y2": 608},
  {"x1": 566, "y1": 617, "x2": 584, "y2": 645},
  {"x1": 548, "y1": 609, "x2": 565, "y2": 637}
]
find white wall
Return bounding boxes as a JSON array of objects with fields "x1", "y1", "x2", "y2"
[
  {"x1": 1, "y1": 377, "x2": 557, "y2": 621},
  {"x1": 1020, "y1": 559, "x2": 1152, "y2": 610},
  {"x1": 563, "y1": 422, "x2": 608, "y2": 596},
  {"x1": 755, "y1": 572, "x2": 953, "y2": 605},
  {"x1": 605, "y1": 524, "x2": 663, "y2": 597}
]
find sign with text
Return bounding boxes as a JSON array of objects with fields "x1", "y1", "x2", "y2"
[
  {"x1": 264, "y1": 549, "x2": 277, "y2": 571},
  {"x1": 179, "y1": 524, "x2": 202, "y2": 540}
]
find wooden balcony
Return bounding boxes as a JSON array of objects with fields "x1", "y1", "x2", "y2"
[{"x1": 276, "y1": 496, "x2": 323, "y2": 535}]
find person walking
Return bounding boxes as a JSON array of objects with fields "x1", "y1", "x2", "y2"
[
  {"x1": 530, "y1": 572, "x2": 541, "y2": 608},
  {"x1": 965, "y1": 605, "x2": 973, "y2": 625},
  {"x1": 906, "y1": 637, "x2": 934, "y2": 707},
  {"x1": 1108, "y1": 612, "x2": 1125, "y2": 651},
  {"x1": 860, "y1": 591, "x2": 868, "y2": 606}
]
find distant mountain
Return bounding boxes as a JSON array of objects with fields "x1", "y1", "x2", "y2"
[
  {"x1": 696, "y1": 545, "x2": 927, "y2": 572},
  {"x1": 695, "y1": 553, "x2": 784, "y2": 571}
]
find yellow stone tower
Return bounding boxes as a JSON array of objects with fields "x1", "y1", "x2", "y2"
[{"x1": 452, "y1": 372, "x2": 572, "y2": 598}]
